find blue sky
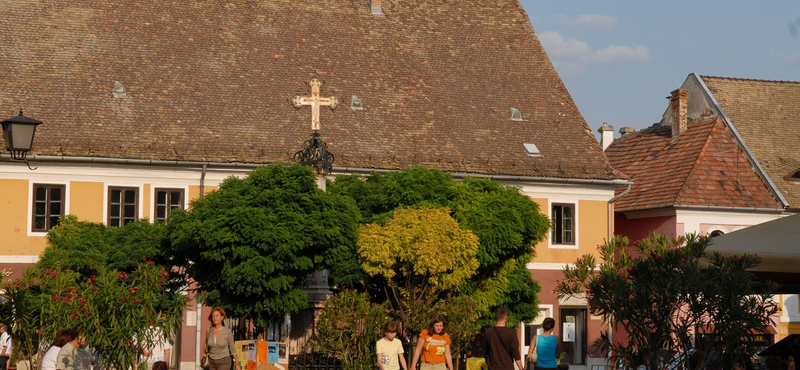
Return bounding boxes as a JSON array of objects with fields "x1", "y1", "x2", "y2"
[{"x1": 518, "y1": 0, "x2": 800, "y2": 140}]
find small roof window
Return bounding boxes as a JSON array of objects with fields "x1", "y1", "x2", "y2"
[
  {"x1": 523, "y1": 143, "x2": 542, "y2": 157},
  {"x1": 350, "y1": 95, "x2": 365, "y2": 111},
  {"x1": 510, "y1": 107, "x2": 523, "y2": 121},
  {"x1": 112, "y1": 81, "x2": 127, "y2": 98}
]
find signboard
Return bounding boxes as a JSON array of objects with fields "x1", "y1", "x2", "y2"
[{"x1": 563, "y1": 322, "x2": 575, "y2": 342}]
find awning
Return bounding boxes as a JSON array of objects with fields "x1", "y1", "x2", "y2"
[
  {"x1": 706, "y1": 213, "x2": 800, "y2": 293},
  {"x1": 696, "y1": 325, "x2": 777, "y2": 335},
  {"x1": 759, "y1": 334, "x2": 800, "y2": 357}
]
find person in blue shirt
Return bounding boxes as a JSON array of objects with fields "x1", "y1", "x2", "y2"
[{"x1": 525, "y1": 318, "x2": 561, "y2": 370}]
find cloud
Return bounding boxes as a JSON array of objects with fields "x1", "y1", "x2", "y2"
[
  {"x1": 590, "y1": 44, "x2": 650, "y2": 63},
  {"x1": 538, "y1": 31, "x2": 591, "y2": 58},
  {"x1": 538, "y1": 31, "x2": 650, "y2": 75},
  {"x1": 553, "y1": 14, "x2": 618, "y2": 28}
]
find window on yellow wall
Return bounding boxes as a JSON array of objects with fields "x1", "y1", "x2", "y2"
[
  {"x1": 552, "y1": 203, "x2": 575, "y2": 245},
  {"x1": 155, "y1": 188, "x2": 184, "y2": 223},
  {"x1": 108, "y1": 187, "x2": 138, "y2": 227},
  {"x1": 32, "y1": 184, "x2": 66, "y2": 232}
]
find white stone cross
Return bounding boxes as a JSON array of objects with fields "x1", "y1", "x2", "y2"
[{"x1": 292, "y1": 77, "x2": 338, "y2": 131}]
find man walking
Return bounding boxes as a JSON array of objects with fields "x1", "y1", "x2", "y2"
[
  {"x1": 0, "y1": 324, "x2": 11, "y2": 370},
  {"x1": 484, "y1": 308, "x2": 523, "y2": 370}
]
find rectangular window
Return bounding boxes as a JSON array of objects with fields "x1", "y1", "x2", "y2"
[
  {"x1": 560, "y1": 308, "x2": 587, "y2": 365},
  {"x1": 551, "y1": 203, "x2": 575, "y2": 245},
  {"x1": 108, "y1": 187, "x2": 138, "y2": 227},
  {"x1": 32, "y1": 184, "x2": 65, "y2": 232},
  {"x1": 154, "y1": 188, "x2": 184, "y2": 223}
]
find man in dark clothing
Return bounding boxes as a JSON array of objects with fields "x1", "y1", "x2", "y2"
[{"x1": 484, "y1": 308, "x2": 523, "y2": 370}]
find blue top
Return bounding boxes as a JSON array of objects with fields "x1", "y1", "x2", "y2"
[{"x1": 535, "y1": 334, "x2": 558, "y2": 368}]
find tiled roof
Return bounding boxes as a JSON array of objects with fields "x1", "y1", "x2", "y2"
[
  {"x1": 700, "y1": 76, "x2": 800, "y2": 209},
  {"x1": 0, "y1": 0, "x2": 621, "y2": 181},
  {"x1": 606, "y1": 118, "x2": 781, "y2": 212}
]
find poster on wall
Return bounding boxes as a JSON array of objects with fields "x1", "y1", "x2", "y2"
[
  {"x1": 267, "y1": 342, "x2": 279, "y2": 364},
  {"x1": 278, "y1": 343, "x2": 288, "y2": 364},
  {"x1": 258, "y1": 341, "x2": 269, "y2": 363},
  {"x1": 247, "y1": 340, "x2": 257, "y2": 361},
  {"x1": 235, "y1": 341, "x2": 248, "y2": 367}
]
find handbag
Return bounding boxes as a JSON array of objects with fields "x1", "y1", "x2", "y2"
[
  {"x1": 529, "y1": 335, "x2": 538, "y2": 365},
  {"x1": 201, "y1": 328, "x2": 211, "y2": 370},
  {"x1": 200, "y1": 353, "x2": 211, "y2": 370}
]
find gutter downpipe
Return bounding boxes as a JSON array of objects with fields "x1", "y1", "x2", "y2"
[
  {"x1": 196, "y1": 300, "x2": 202, "y2": 370},
  {"x1": 199, "y1": 164, "x2": 207, "y2": 200},
  {"x1": 605, "y1": 182, "x2": 631, "y2": 359}
]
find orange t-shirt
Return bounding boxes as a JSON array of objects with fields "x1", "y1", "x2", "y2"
[{"x1": 419, "y1": 329, "x2": 451, "y2": 363}]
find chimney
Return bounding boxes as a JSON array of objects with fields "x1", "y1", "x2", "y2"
[
  {"x1": 619, "y1": 127, "x2": 635, "y2": 137},
  {"x1": 369, "y1": 0, "x2": 383, "y2": 14},
  {"x1": 670, "y1": 88, "x2": 688, "y2": 139},
  {"x1": 600, "y1": 122, "x2": 615, "y2": 151}
]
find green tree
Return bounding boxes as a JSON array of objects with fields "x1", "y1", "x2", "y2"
[
  {"x1": 315, "y1": 290, "x2": 391, "y2": 370},
  {"x1": 358, "y1": 207, "x2": 480, "y2": 335},
  {"x1": 4, "y1": 261, "x2": 184, "y2": 370},
  {"x1": 1, "y1": 216, "x2": 184, "y2": 370},
  {"x1": 165, "y1": 163, "x2": 360, "y2": 326},
  {"x1": 39, "y1": 215, "x2": 168, "y2": 277},
  {"x1": 328, "y1": 167, "x2": 549, "y2": 327},
  {"x1": 556, "y1": 233, "x2": 778, "y2": 370}
]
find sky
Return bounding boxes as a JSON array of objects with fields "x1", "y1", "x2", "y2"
[{"x1": 518, "y1": 0, "x2": 800, "y2": 141}]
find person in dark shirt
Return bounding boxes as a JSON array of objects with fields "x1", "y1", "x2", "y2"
[{"x1": 484, "y1": 308, "x2": 523, "y2": 370}]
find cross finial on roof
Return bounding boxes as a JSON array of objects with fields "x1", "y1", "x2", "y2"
[{"x1": 292, "y1": 77, "x2": 338, "y2": 131}]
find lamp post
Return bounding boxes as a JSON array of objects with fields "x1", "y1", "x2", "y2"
[{"x1": 2, "y1": 110, "x2": 42, "y2": 161}]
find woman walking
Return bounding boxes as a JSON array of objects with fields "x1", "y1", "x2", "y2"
[
  {"x1": 204, "y1": 307, "x2": 242, "y2": 370},
  {"x1": 525, "y1": 318, "x2": 559, "y2": 370}
]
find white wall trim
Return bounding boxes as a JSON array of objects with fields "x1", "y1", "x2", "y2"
[
  {"x1": 526, "y1": 262, "x2": 570, "y2": 270},
  {"x1": 0, "y1": 255, "x2": 40, "y2": 263}
]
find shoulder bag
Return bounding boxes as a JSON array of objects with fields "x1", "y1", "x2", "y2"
[
  {"x1": 529, "y1": 335, "x2": 538, "y2": 366},
  {"x1": 201, "y1": 328, "x2": 211, "y2": 370}
]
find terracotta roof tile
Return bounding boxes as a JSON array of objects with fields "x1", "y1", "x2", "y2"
[
  {"x1": 0, "y1": 0, "x2": 622, "y2": 181},
  {"x1": 700, "y1": 76, "x2": 800, "y2": 209},
  {"x1": 606, "y1": 119, "x2": 780, "y2": 212}
]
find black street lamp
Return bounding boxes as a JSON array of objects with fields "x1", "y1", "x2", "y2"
[{"x1": 2, "y1": 110, "x2": 42, "y2": 160}]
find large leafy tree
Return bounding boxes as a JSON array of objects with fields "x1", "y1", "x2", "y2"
[
  {"x1": 358, "y1": 207, "x2": 480, "y2": 334},
  {"x1": 327, "y1": 167, "x2": 550, "y2": 327},
  {"x1": 556, "y1": 233, "x2": 778, "y2": 370},
  {"x1": 165, "y1": 163, "x2": 360, "y2": 326},
  {"x1": 39, "y1": 215, "x2": 168, "y2": 276},
  {"x1": 2, "y1": 217, "x2": 184, "y2": 370}
]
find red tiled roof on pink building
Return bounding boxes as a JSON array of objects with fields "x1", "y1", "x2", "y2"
[{"x1": 606, "y1": 118, "x2": 781, "y2": 212}]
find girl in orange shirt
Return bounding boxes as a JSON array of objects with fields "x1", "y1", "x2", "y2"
[{"x1": 410, "y1": 315, "x2": 453, "y2": 370}]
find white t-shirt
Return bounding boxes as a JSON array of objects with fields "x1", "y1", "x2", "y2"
[
  {"x1": 0, "y1": 332, "x2": 12, "y2": 356},
  {"x1": 145, "y1": 338, "x2": 173, "y2": 367},
  {"x1": 41, "y1": 346, "x2": 62, "y2": 370}
]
